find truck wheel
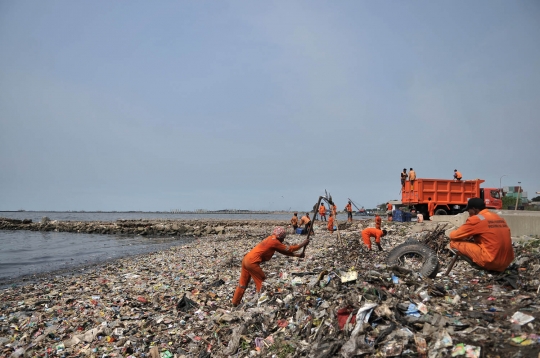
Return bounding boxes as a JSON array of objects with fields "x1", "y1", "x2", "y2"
[
  {"x1": 387, "y1": 241, "x2": 439, "y2": 278},
  {"x1": 434, "y1": 208, "x2": 447, "y2": 215}
]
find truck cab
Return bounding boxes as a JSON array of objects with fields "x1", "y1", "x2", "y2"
[{"x1": 481, "y1": 188, "x2": 502, "y2": 210}]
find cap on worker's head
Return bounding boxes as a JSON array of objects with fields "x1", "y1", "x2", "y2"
[
  {"x1": 382, "y1": 230, "x2": 387, "y2": 235},
  {"x1": 454, "y1": 169, "x2": 457, "y2": 172},
  {"x1": 403, "y1": 168, "x2": 406, "y2": 171},
  {"x1": 272, "y1": 226, "x2": 287, "y2": 239},
  {"x1": 464, "y1": 198, "x2": 485, "y2": 211},
  {"x1": 410, "y1": 168, "x2": 413, "y2": 170},
  {"x1": 294, "y1": 212, "x2": 297, "y2": 215}
]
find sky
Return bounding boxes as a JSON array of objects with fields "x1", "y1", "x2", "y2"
[{"x1": 1, "y1": 1, "x2": 539, "y2": 212}]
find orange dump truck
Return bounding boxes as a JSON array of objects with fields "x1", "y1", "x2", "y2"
[{"x1": 402, "y1": 179, "x2": 502, "y2": 216}]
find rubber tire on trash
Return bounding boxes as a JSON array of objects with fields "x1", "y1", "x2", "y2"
[
  {"x1": 434, "y1": 208, "x2": 447, "y2": 215},
  {"x1": 387, "y1": 241, "x2": 440, "y2": 278}
]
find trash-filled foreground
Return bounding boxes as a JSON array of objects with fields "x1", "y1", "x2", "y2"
[{"x1": 1, "y1": 219, "x2": 539, "y2": 357}]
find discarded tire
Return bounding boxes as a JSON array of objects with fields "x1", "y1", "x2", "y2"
[
  {"x1": 434, "y1": 208, "x2": 447, "y2": 215},
  {"x1": 387, "y1": 240, "x2": 440, "y2": 278}
]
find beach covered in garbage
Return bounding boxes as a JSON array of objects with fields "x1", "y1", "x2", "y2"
[{"x1": 1, "y1": 219, "x2": 539, "y2": 357}]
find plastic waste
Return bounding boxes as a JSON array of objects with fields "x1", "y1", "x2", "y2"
[
  {"x1": 0, "y1": 217, "x2": 538, "y2": 357},
  {"x1": 509, "y1": 311, "x2": 535, "y2": 325}
]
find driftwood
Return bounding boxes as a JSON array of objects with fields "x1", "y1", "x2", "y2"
[{"x1": 422, "y1": 223, "x2": 450, "y2": 255}]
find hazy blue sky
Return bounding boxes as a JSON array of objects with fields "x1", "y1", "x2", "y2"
[{"x1": 1, "y1": 1, "x2": 539, "y2": 211}]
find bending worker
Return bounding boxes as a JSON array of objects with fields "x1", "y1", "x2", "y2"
[
  {"x1": 361, "y1": 227, "x2": 387, "y2": 251},
  {"x1": 299, "y1": 213, "x2": 312, "y2": 234},
  {"x1": 232, "y1": 227, "x2": 309, "y2": 306},
  {"x1": 448, "y1": 198, "x2": 514, "y2": 272}
]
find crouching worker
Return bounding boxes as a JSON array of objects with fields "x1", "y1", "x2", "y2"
[
  {"x1": 361, "y1": 228, "x2": 387, "y2": 251},
  {"x1": 448, "y1": 198, "x2": 514, "y2": 272},
  {"x1": 232, "y1": 227, "x2": 310, "y2": 306}
]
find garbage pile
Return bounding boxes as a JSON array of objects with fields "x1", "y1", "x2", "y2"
[{"x1": 1, "y1": 220, "x2": 539, "y2": 357}]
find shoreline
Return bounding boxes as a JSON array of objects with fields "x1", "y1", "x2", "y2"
[{"x1": 0, "y1": 236, "x2": 197, "y2": 289}]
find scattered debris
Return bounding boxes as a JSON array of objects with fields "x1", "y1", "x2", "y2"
[{"x1": 1, "y1": 219, "x2": 539, "y2": 357}]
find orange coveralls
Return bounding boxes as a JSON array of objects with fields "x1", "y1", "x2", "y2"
[
  {"x1": 299, "y1": 215, "x2": 311, "y2": 227},
  {"x1": 428, "y1": 201, "x2": 435, "y2": 217},
  {"x1": 361, "y1": 228, "x2": 384, "y2": 250},
  {"x1": 455, "y1": 171, "x2": 462, "y2": 180},
  {"x1": 290, "y1": 215, "x2": 298, "y2": 228},
  {"x1": 346, "y1": 203, "x2": 353, "y2": 221},
  {"x1": 409, "y1": 170, "x2": 416, "y2": 190},
  {"x1": 375, "y1": 215, "x2": 381, "y2": 230},
  {"x1": 327, "y1": 216, "x2": 334, "y2": 232},
  {"x1": 232, "y1": 235, "x2": 302, "y2": 305},
  {"x1": 319, "y1": 205, "x2": 327, "y2": 220},
  {"x1": 449, "y1": 209, "x2": 514, "y2": 272},
  {"x1": 333, "y1": 205, "x2": 337, "y2": 216}
]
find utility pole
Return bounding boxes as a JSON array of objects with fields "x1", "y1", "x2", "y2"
[
  {"x1": 515, "y1": 182, "x2": 521, "y2": 210},
  {"x1": 499, "y1": 175, "x2": 507, "y2": 192}
]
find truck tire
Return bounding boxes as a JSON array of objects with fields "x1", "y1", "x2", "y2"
[
  {"x1": 434, "y1": 208, "x2": 447, "y2": 215},
  {"x1": 387, "y1": 241, "x2": 439, "y2": 278}
]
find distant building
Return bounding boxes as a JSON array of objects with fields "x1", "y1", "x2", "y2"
[{"x1": 503, "y1": 186, "x2": 529, "y2": 204}]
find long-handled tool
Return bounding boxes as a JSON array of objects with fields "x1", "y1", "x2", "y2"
[
  {"x1": 300, "y1": 191, "x2": 343, "y2": 257},
  {"x1": 347, "y1": 198, "x2": 362, "y2": 212}
]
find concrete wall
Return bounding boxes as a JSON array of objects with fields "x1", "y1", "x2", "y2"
[
  {"x1": 429, "y1": 210, "x2": 540, "y2": 236},
  {"x1": 497, "y1": 210, "x2": 540, "y2": 237},
  {"x1": 430, "y1": 212, "x2": 469, "y2": 227}
]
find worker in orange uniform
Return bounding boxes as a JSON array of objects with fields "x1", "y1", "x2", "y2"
[
  {"x1": 332, "y1": 203, "x2": 337, "y2": 216},
  {"x1": 375, "y1": 214, "x2": 382, "y2": 230},
  {"x1": 345, "y1": 201, "x2": 353, "y2": 222},
  {"x1": 299, "y1": 213, "x2": 313, "y2": 234},
  {"x1": 454, "y1": 169, "x2": 462, "y2": 181},
  {"x1": 232, "y1": 227, "x2": 309, "y2": 306},
  {"x1": 386, "y1": 202, "x2": 393, "y2": 221},
  {"x1": 290, "y1": 212, "x2": 299, "y2": 231},
  {"x1": 361, "y1": 228, "x2": 387, "y2": 251},
  {"x1": 448, "y1": 198, "x2": 514, "y2": 272},
  {"x1": 319, "y1": 204, "x2": 327, "y2": 221},
  {"x1": 327, "y1": 213, "x2": 335, "y2": 233},
  {"x1": 400, "y1": 168, "x2": 408, "y2": 188},
  {"x1": 408, "y1": 168, "x2": 416, "y2": 191},
  {"x1": 427, "y1": 197, "x2": 435, "y2": 218}
]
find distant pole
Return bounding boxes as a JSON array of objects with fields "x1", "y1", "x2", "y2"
[
  {"x1": 515, "y1": 182, "x2": 521, "y2": 210},
  {"x1": 499, "y1": 175, "x2": 507, "y2": 191}
]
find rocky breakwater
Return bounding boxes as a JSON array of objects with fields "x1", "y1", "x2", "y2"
[{"x1": 0, "y1": 217, "x2": 286, "y2": 237}]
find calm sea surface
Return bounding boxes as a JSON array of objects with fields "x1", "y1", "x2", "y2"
[{"x1": 0, "y1": 211, "x2": 371, "y2": 283}]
